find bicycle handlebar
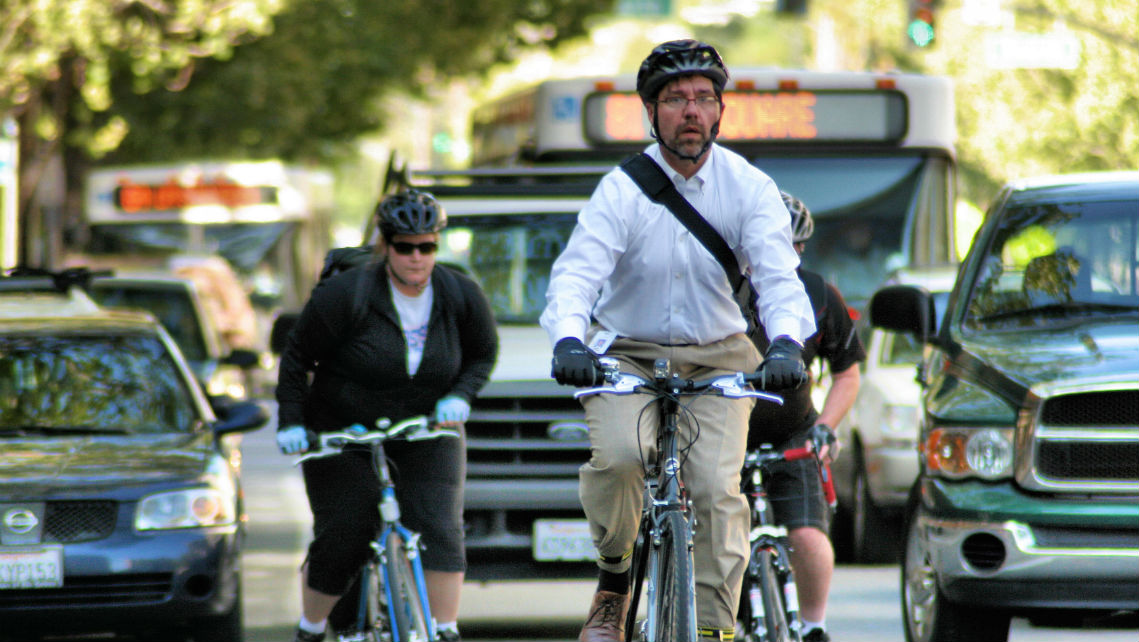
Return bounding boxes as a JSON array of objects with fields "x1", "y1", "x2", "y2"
[
  {"x1": 294, "y1": 415, "x2": 459, "y2": 464},
  {"x1": 572, "y1": 357, "x2": 784, "y2": 406},
  {"x1": 745, "y1": 425, "x2": 837, "y2": 509}
]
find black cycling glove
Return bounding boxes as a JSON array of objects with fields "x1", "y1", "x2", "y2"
[
  {"x1": 757, "y1": 335, "x2": 808, "y2": 391},
  {"x1": 551, "y1": 337, "x2": 603, "y2": 387}
]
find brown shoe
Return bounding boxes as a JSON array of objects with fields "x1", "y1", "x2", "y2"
[{"x1": 578, "y1": 589, "x2": 631, "y2": 642}]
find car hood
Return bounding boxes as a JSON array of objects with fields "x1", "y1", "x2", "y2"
[
  {"x1": 0, "y1": 433, "x2": 212, "y2": 498},
  {"x1": 948, "y1": 318, "x2": 1139, "y2": 411}
]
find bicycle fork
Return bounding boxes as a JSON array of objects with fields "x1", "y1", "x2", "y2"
[{"x1": 372, "y1": 486, "x2": 437, "y2": 642}]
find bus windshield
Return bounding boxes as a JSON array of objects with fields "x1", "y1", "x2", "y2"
[{"x1": 756, "y1": 152, "x2": 946, "y2": 305}]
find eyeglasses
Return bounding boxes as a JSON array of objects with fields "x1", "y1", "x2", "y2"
[
  {"x1": 655, "y1": 95, "x2": 720, "y2": 110},
  {"x1": 390, "y1": 241, "x2": 438, "y2": 255}
]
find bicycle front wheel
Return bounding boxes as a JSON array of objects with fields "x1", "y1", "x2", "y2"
[
  {"x1": 383, "y1": 531, "x2": 431, "y2": 642},
  {"x1": 651, "y1": 510, "x2": 698, "y2": 642}
]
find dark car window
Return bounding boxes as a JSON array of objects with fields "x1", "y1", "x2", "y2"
[
  {"x1": 90, "y1": 285, "x2": 209, "y2": 361},
  {"x1": 0, "y1": 334, "x2": 198, "y2": 434},
  {"x1": 963, "y1": 199, "x2": 1139, "y2": 329}
]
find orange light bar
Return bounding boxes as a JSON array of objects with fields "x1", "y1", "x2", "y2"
[
  {"x1": 735, "y1": 80, "x2": 756, "y2": 90},
  {"x1": 876, "y1": 78, "x2": 897, "y2": 90},
  {"x1": 777, "y1": 79, "x2": 799, "y2": 91},
  {"x1": 594, "y1": 81, "x2": 615, "y2": 92}
]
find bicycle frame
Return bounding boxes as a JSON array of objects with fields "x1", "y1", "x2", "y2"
[
  {"x1": 738, "y1": 432, "x2": 835, "y2": 642},
  {"x1": 575, "y1": 358, "x2": 782, "y2": 642},
  {"x1": 297, "y1": 417, "x2": 458, "y2": 642}
]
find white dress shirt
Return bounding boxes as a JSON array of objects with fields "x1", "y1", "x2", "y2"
[{"x1": 541, "y1": 144, "x2": 815, "y2": 347}]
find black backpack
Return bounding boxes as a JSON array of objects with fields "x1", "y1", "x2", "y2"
[{"x1": 318, "y1": 245, "x2": 378, "y2": 335}]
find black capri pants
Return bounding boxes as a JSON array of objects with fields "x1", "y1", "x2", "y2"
[{"x1": 301, "y1": 432, "x2": 466, "y2": 596}]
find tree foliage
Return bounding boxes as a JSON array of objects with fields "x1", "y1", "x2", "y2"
[{"x1": 105, "y1": 0, "x2": 617, "y2": 163}]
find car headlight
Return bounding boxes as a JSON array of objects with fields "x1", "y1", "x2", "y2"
[
  {"x1": 135, "y1": 488, "x2": 236, "y2": 530},
  {"x1": 923, "y1": 427, "x2": 1014, "y2": 479},
  {"x1": 881, "y1": 403, "x2": 920, "y2": 444}
]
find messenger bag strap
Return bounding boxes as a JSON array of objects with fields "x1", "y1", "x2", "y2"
[{"x1": 619, "y1": 152, "x2": 754, "y2": 316}]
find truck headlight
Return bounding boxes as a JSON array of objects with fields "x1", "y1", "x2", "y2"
[
  {"x1": 923, "y1": 427, "x2": 1014, "y2": 479},
  {"x1": 135, "y1": 488, "x2": 236, "y2": 530}
]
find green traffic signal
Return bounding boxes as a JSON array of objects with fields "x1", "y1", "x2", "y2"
[{"x1": 907, "y1": 18, "x2": 935, "y2": 47}]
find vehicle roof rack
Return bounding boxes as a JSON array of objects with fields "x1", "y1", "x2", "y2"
[
  {"x1": 409, "y1": 165, "x2": 610, "y2": 198},
  {"x1": 0, "y1": 267, "x2": 113, "y2": 294}
]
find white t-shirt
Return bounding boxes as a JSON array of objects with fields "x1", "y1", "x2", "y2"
[{"x1": 389, "y1": 280, "x2": 433, "y2": 375}]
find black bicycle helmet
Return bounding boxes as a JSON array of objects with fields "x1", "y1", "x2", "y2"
[
  {"x1": 376, "y1": 189, "x2": 446, "y2": 239},
  {"x1": 781, "y1": 191, "x2": 814, "y2": 243},
  {"x1": 636, "y1": 39, "x2": 729, "y2": 103}
]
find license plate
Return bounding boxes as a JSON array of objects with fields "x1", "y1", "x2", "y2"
[
  {"x1": 0, "y1": 546, "x2": 64, "y2": 589},
  {"x1": 533, "y1": 519, "x2": 595, "y2": 562}
]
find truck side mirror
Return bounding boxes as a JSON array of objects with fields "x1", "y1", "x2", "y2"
[{"x1": 869, "y1": 285, "x2": 937, "y2": 346}]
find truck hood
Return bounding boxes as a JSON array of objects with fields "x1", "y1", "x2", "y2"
[
  {"x1": 490, "y1": 325, "x2": 555, "y2": 381},
  {"x1": 941, "y1": 318, "x2": 1139, "y2": 417},
  {"x1": 0, "y1": 433, "x2": 211, "y2": 498}
]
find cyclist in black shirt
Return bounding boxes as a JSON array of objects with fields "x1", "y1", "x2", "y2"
[{"x1": 746, "y1": 192, "x2": 866, "y2": 642}]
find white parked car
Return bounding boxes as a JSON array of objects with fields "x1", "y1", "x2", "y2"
[{"x1": 830, "y1": 265, "x2": 957, "y2": 563}]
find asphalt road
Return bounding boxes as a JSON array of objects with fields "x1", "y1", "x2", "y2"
[{"x1": 241, "y1": 402, "x2": 1136, "y2": 642}]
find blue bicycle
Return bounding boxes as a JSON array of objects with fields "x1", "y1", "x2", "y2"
[{"x1": 296, "y1": 416, "x2": 457, "y2": 642}]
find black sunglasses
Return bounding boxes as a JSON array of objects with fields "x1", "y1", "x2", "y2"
[{"x1": 390, "y1": 241, "x2": 438, "y2": 255}]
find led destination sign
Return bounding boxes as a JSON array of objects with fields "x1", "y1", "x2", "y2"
[
  {"x1": 583, "y1": 90, "x2": 908, "y2": 144},
  {"x1": 113, "y1": 178, "x2": 278, "y2": 213}
]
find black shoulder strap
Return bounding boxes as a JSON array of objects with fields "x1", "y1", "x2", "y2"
[
  {"x1": 620, "y1": 154, "x2": 746, "y2": 293},
  {"x1": 620, "y1": 153, "x2": 757, "y2": 326},
  {"x1": 350, "y1": 261, "x2": 377, "y2": 334}
]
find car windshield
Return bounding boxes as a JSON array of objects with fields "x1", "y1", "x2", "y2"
[
  {"x1": 0, "y1": 334, "x2": 199, "y2": 434},
  {"x1": 438, "y1": 213, "x2": 578, "y2": 324},
  {"x1": 963, "y1": 198, "x2": 1139, "y2": 330},
  {"x1": 89, "y1": 284, "x2": 209, "y2": 361}
]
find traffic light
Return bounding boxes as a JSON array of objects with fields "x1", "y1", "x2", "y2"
[
  {"x1": 776, "y1": 0, "x2": 808, "y2": 14},
  {"x1": 907, "y1": 0, "x2": 937, "y2": 48}
]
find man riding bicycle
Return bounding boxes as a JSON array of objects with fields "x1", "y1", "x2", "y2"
[
  {"x1": 746, "y1": 193, "x2": 866, "y2": 642},
  {"x1": 541, "y1": 40, "x2": 815, "y2": 642}
]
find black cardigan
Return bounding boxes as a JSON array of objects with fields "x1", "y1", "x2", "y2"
[{"x1": 276, "y1": 261, "x2": 498, "y2": 433}]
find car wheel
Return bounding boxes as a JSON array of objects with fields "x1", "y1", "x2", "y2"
[
  {"x1": 901, "y1": 503, "x2": 1010, "y2": 642},
  {"x1": 192, "y1": 579, "x2": 244, "y2": 642},
  {"x1": 852, "y1": 458, "x2": 898, "y2": 564}
]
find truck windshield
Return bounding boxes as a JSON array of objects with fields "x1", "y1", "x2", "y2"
[
  {"x1": 963, "y1": 199, "x2": 1139, "y2": 329},
  {"x1": 439, "y1": 213, "x2": 578, "y2": 324}
]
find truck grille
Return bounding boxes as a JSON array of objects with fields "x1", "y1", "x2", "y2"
[
  {"x1": 1027, "y1": 388, "x2": 1139, "y2": 492},
  {"x1": 465, "y1": 389, "x2": 589, "y2": 479}
]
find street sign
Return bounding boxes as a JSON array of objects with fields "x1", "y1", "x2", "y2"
[{"x1": 984, "y1": 32, "x2": 1081, "y2": 70}]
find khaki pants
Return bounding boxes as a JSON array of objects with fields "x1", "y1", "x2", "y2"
[{"x1": 579, "y1": 332, "x2": 761, "y2": 629}]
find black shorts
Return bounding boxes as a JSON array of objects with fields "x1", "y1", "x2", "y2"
[
  {"x1": 302, "y1": 434, "x2": 466, "y2": 596},
  {"x1": 764, "y1": 429, "x2": 831, "y2": 533}
]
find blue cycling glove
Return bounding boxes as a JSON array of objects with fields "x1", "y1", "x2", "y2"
[
  {"x1": 276, "y1": 425, "x2": 309, "y2": 454},
  {"x1": 435, "y1": 396, "x2": 471, "y2": 424}
]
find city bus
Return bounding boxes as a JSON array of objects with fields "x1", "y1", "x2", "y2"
[
  {"x1": 468, "y1": 69, "x2": 957, "y2": 307},
  {"x1": 80, "y1": 159, "x2": 334, "y2": 312}
]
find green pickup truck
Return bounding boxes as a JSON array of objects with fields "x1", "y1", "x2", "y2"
[{"x1": 868, "y1": 170, "x2": 1139, "y2": 642}]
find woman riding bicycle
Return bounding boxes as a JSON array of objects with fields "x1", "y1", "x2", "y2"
[
  {"x1": 541, "y1": 39, "x2": 815, "y2": 642},
  {"x1": 276, "y1": 189, "x2": 498, "y2": 642}
]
